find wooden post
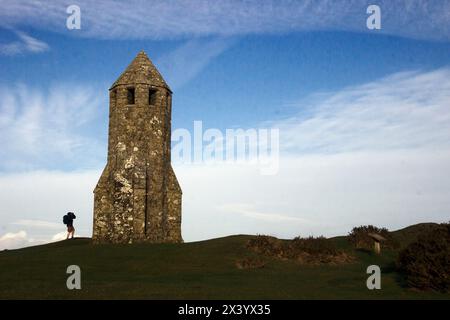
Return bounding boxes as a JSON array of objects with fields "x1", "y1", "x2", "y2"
[
  {"x1": 374, "y1": 241, "x2": 381, "y2": 254},
  {"x1": 368, "y1": 233, "x2": 386, "y2": 255}
]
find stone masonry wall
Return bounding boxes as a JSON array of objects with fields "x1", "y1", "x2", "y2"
[{"x1": 93, "y1": 53, "x2": 182, "y2": 244}]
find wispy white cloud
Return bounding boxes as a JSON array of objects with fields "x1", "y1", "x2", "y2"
[
  {"x1": 0, "y1": 83, "x2": 106, "y2": 171},
  {"x1": 0, "y1": 230, "x2": 72, "y2": 250},
  {"x1": 15, "y1": 31, "x2": 49, "y2": 52},
  {"x1": 51, "y1": 231, "x2": 67, "y2": 241},
  {"x1": 0, "y1": 230, "x2": 50, "y2": 250},
  {"x1": 0, "y1": 0, "x2": 449, "y2": 41},
  {"x1": 275, "y1": 68, "x2": 450, "y2": 154},
  {"x1": 0, "y1": 230, "x2": 29, "y2": 250},
  {"x1": 12, "y1": 219, "x2": 61, "y2": 229},
  {"x1": 0, "y1": 30, "x2": 49, "y2": 55},
  {"x1": 218, "y1": 203, "x2": 313, "y2": 223},
  {"x1": 157, "y1": 37, "x2": 236, "y2": 90}
]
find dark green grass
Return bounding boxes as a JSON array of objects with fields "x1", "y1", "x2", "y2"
[{"x1": 0, "y1": 224, "x2": 449, "y2": 299}]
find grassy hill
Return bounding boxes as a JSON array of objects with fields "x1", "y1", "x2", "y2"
[{"x1": 0, "y1": 223, "x2": 449, "y2": 299}]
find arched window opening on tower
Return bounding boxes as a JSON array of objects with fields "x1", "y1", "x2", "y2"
[
  {"x1": 149, "y1": 88, "x2": 158, "y2": 105},
  {"x1": 127, "y1": 87, "x2": 135, "y2": 105}
]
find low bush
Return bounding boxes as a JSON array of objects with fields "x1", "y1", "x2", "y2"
[
  {"x1": 290, "y1": 236, "x2": 338, "y2": 256},
  {"x1": 246, "y1": 235, "x2": 284, "y2": 257},
  {"x1": 397, "y1": 223, "x2": 450, "y2": 292}
]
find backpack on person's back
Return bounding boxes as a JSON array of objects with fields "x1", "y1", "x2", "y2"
[
  {"x1": 63, "y1": 212, "x2": 76, "y2": 240},
  {"x1": 63, "y1": 212, "x2": 75, "y2": 225}
]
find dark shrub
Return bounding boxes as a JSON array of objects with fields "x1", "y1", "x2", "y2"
[
  {"x1": 348, "y1": 225, "x2": 399, "y2": 250},
  {"x1": 397, "y1": 223, "x2": 450, "y2": 292},
  {"x1": 247, "y1": 235, "x2": 351, "y2": 265},
  {"x1": 246, "y1": 235, "x2": 284, "y2": 257},
  {"x1": 290, "y1": 236, "x2": 338, "y2": 256}
]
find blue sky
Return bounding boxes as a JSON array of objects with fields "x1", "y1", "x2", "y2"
[{"x1": 1, "y1": 0, "x2": 450, "y2": 248}]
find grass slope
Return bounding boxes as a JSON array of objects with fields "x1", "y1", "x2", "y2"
[{"x1": 0, "y1": 223, "x2": 449, "y2": 299}]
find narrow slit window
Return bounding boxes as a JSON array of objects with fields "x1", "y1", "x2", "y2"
[
  {"x1": 111, "y1": 90, "x2": 117, "y2": 106},
  {"x1": 166, "y1": 92, "x2": 170, "y2": 114},
  {"x1": 127, "y1": 87, "x2": 135, "y2": 105},
  {"x1": 149, "y1": 89, "x2": 157, "y2": 105}
]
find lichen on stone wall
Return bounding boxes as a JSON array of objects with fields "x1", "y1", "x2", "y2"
[{"x1": 114, "y1": 173, "x2": 132, "y2": 194}]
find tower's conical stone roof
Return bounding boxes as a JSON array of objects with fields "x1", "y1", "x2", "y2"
[{"x1": 110, "y1": 51, "x2": 171, "y2": 91}]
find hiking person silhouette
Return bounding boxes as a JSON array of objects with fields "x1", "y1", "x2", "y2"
[{"x1": 63, "y1": 212, "x2": 76, "y2": 240}]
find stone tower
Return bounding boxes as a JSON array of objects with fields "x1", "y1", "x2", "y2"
[{"x1": 93, "y1": 51, "x2": 182, "y2": 244}]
